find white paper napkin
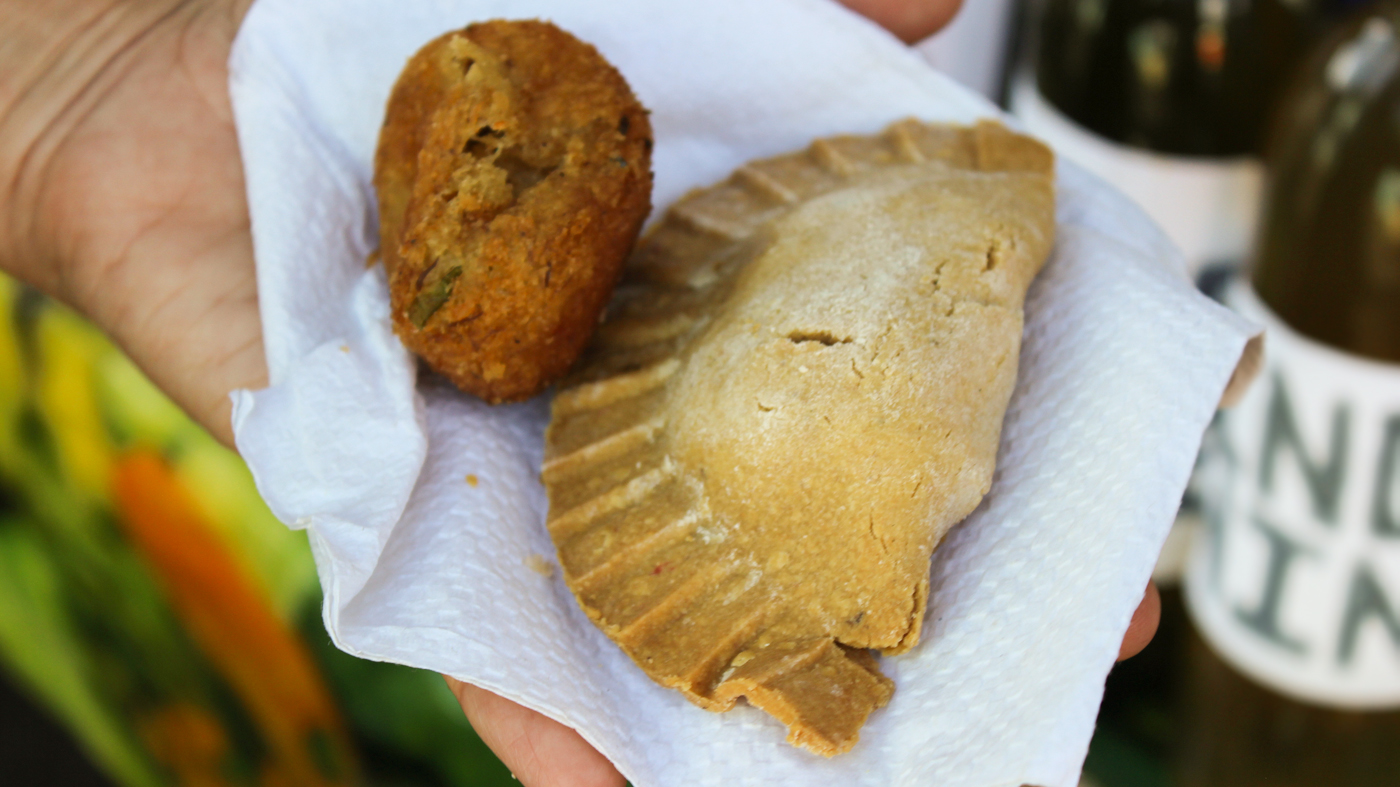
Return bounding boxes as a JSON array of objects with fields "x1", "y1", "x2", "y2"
[{"x1": 227, "y1": 1, "x2": 1260, "y2": 784}]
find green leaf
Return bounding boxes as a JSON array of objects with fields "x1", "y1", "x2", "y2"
[
  {"x1": 0, "y1": 521, "x2": 163, "y2": 787},
  {"x1": 95, "y1": 351, "x2": 199, "y2": 452}
]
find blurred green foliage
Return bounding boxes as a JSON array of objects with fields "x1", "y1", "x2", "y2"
[{"x1": 0, "y1": 274, "x2": 516, "y2": 787}]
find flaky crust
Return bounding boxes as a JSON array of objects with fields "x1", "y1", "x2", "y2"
[{"x1": 375, "y1": 20, "x2": 653, "y2": 402}]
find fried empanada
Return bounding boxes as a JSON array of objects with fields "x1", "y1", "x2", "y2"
[{"x1": 543, "y1": 120, "x2": 1054, "y2": 755}]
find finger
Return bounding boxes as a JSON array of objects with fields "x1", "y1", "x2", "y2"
[
  {"x1": 837, "y1": 0, "x2": 966, "y2": 43},
  {"x1": 444, "y1": 677, "x2": 625, "y2": 787},
  {"x1": 1117, "y1": 581, "x2": 1161, "y2": 661}
]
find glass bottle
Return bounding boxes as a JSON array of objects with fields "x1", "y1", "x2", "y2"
[
  {"x1": 1182, "y1": 5, "x2": 1400, "y2": 783},
  {"x1": 1010, "y1": 0, "x2": 1354, "y2": 279}
]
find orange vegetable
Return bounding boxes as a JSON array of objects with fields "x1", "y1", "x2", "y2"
[
  {"x1": 138, "y1": 704, "x2": 231, "y2": 787},
  {"x1": 113, "y1": 450, "x2": 358, "y2": 786}
]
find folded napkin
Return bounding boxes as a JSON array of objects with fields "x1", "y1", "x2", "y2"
[{"x1": 228, "y1": 0, "x2": 1259, "y2": 784}]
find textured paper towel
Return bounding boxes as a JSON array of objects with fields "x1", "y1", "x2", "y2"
[{"x1": 226, "y1": 0, "x2": 1260, "y2": 784}]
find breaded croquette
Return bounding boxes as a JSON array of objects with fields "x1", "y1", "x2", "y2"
[{"x1": 375, "y1": 20, "x2": 653, "y2": 402}]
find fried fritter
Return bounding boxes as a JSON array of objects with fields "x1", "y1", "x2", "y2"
[{"x1": 375, "y1": 20, "x2": 653, "y2": 402}]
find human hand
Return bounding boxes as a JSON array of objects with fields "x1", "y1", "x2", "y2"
[
  {"x1": 1, "y1": 0, "x2": 264, "y2": 447},
  {"x1": 840, "y1": 0, "x2": 965, "y2": 43},
  {"x1": 1120, "y1": 581, "x2": 1161, "y2": 661},
  {"x1": 0, "y1": 2, "x2": 1156, "y2": 786}
]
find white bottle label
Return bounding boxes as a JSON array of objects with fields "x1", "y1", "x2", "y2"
[
  {"x1": 1186, "y1": 280, "x2": 1400, "y2": 708},
  {"x1": 1009, "y1": 73, "x2": 1264, "y2": 278}
]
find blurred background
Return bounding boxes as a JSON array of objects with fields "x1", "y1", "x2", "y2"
[
  {"x1": 0, "y1": 276, "x2": 518, "y2": 785},
  {"x1": 4, "y1": 0, "x2": 1400, "y2": 783}
]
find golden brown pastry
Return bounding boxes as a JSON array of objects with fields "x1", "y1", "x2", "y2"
[
  {"x1": 374, "y1": 20, "x2": 652, "y2": 402},
  {"x1": 543, "y1": 119, "x2": 1055, "y2": 755}
]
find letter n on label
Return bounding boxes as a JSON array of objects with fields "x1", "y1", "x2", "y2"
[{"x1": 1259, "y1": 373, "x2": 1349, "y2": 525}]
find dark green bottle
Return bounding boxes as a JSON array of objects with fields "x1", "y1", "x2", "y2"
[
  {"x1": 1033, "y1": 0, "x2": 1337, "y2": 156},
  {"x1": 1182, "y1": 6, "x2": 1400, "y2": 785},
  {"x1": 1010, "y1": 0, "x2": 1366, "y2": 278},
  {"x1": 1253, "y1": 3, "x2": 1400, "y2": 359}
]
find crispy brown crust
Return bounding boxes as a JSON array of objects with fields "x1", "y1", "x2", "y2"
[{"x1": 375, "y1": 20, "x2": 653, "y2": 402}]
